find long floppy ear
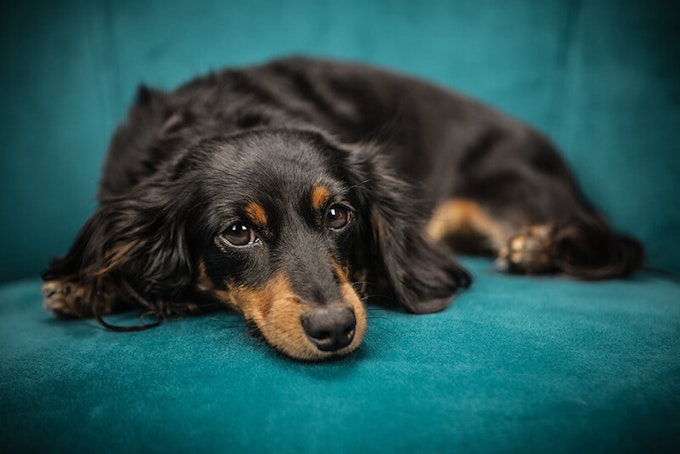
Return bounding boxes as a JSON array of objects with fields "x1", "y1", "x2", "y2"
[
  {"x1": 42, "y1": 181, "x2": 196, "y2": 324},
  {"x1": 344, "y1": 146, "x2": 472, "y2": 314}
]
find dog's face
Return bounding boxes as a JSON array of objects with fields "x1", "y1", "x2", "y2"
[
  {"x1": 188, "y1": 131, "x2": 368, "y2": 360},
  {"x1": 45, "y1": 129, "x2": 470, "y2": 361}
]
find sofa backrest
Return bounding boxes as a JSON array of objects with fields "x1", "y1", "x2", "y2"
[{"x1": 1, "y1": 0, "x2": 678, "y2": 282}]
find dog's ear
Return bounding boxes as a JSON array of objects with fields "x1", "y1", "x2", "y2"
[
  {"x1": 42, "y1": 180, "x2": 196, "y2": 319},
  {"x1": 343, "y1": 146, "x2": 471, "y2": 314}
]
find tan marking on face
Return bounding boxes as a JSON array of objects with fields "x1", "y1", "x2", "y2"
[
  {"x1": 311, "y1": 185, "x2": 332, "y2": 212},
  {"x1": 330, "y1": 258, "x2": 351, "y2": 285},
  {"x1": 427, "y1": 199, "x2": 510, "y2": 251},
  {"x1": 231, "y1": 273, "x2": 366, "y2": 361},
  {"x1": 196, "y1": 260, "x2": 237, "y2": 310},
  {"x1": 244, "y1": 201, "x2": 268, "y2": 227},
  {"x1": 197, "y1": 260, "x2": 213, "y2": 291}
]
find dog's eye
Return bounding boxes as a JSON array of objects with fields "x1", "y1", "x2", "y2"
[
  {"x1": 219, "y1": 223, "x2": 259, "y2": 247},
  {"x1": 324, "y1": 204, "x2": 352, "y2": 231}
]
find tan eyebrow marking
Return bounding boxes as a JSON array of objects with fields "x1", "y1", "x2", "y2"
[
  {"x1": 311, "y1": 185, "x2": 332, "y2": 212},
  {"x1": 244, "y1": 201, "x2": 268, "y2": 227}
]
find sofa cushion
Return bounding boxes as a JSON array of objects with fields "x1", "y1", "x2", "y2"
[{"x1": 2, "y1": 258, "x2": 678, "y2": 452}]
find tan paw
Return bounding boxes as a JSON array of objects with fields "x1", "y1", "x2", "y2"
[
  {"x1": 42, "y1": 280, "x2": 94, "y2": 318},
  {"x1": 496, "y1": 225, "x2": 555, "y2": 274}
]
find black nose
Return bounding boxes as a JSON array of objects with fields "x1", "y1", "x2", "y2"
[{"x1": 301, "y1": 307, "x2": 356, "y2": 352}]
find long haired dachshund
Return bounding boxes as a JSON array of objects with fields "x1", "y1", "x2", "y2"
[{"x1": 42, "y1": 57, "x2": 643, "y2": 361}]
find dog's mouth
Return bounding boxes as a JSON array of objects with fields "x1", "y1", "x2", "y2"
[{"x1": 237, "y1": 281, "x2": 367, "y2": 361}]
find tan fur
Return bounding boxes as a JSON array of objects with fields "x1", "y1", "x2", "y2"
[
  {"x1": 311, "y1": 185, "x2": 331, "y2": 212},
  {"x1": 244, "y1": 201, "x2": 268, "y2": 227},
  {"x1": 233, "y1": 274, "x2": 365, "y2": 361},
  {"x1": 427, "y1": 198, "x2": 510, "y2": 251},
  {"x1": 42, "y1": 278, "x2": 115, "y2": 318},
  {"x1": 330, "y1": 258, "x2": 351, "y2": 285},
  {"x1": 199, "y1": 265, "x2": 365, "y2": 360},
  {"x1": 497, "y1": 224, "x2": 555, "y2": 274},
  {"x1": 42, "y1": 243, "x2": 136, "y2": 318},
  {"x1": 196, "y1": 260, "x2": 236, "y2": 310}
]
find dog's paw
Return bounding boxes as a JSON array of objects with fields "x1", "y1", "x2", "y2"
[
  {"x1": 495, "y1": 225, "x2": 555, "y2": 274},
  {"x1": 42, "y1": 280, "x2": 95, "y2": 318}
]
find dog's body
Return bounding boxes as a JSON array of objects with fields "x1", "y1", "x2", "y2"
[{"x1": 42, "y1": 57, "x2": 643, "y2": 360}]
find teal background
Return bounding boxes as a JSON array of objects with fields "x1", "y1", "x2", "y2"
[
  {"x1": 1, "y1": 0, "x2": 679, "y2": 281},
  {"x1": 1, "y1": 1, "x2": 680, "y2": 452}
]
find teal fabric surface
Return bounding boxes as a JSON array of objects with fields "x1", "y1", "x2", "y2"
[
  {"x1": 2, "y1": 258, "x2": 679, "y2": 452},
  {"x1": 1, "y1": 0, "x2": 679, "y2": 281}
]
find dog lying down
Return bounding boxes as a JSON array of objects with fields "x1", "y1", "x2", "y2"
[{"x1": 42, "y1": 57, "x2": 643, "y2": 361}]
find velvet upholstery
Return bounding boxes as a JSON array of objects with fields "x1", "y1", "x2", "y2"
[
  {"x1": 2, "y1": 259, "x2": 679, "y2": 452},
  {"x1": 1, "y1": 0, "x2": 679, "y2": 452}
]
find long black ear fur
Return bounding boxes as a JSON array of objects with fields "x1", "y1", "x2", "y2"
[
  {"x1": 42, "y1": 181, "x2": 196, "y2": 320},
  {"x1": 344, "y1": 145, "x2": 471, "y2": 314}
]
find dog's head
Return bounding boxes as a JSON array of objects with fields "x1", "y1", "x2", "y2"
[{"x1": 44, "y1": 129, "x2": 470, "y2": 360}]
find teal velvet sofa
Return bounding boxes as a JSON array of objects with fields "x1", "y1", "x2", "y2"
[{"x1": 2, "y1": 1, "x2": 679, "y2": 452}]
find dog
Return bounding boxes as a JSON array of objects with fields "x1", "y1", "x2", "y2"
[{"x1": 42, "y1": 56, "x2": 643, "y2": 361}]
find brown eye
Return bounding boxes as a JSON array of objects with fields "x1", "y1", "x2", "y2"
[
  {"x1": 220, "y1": 223, "x2": 258, "y2": 247},
  {"x1": 324, "y1": 204, "x2": 352, "y2": 231}
]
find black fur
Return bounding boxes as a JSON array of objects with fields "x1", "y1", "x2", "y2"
[{"x1": 43, "y1": 56, "x2": 643, "y2": 352}]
